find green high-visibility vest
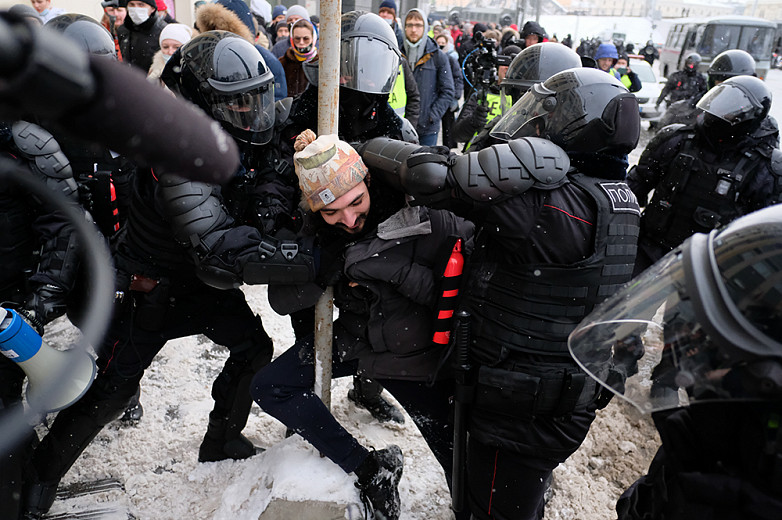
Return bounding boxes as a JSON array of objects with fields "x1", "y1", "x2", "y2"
[
  {"x1": 464, "y1": 92, "x2": 511, "y2": 151},
  {"x1": 388, "y1": 64, "x2": 407, "y2": 117},
  {"x1": 620, "y1": 73, "x2": 632, "y2": 90}
]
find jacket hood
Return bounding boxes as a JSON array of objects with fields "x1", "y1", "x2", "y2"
[
  {"x1": 196, "y1": 3, "x2": 255, "y2": 42},
  {"x1": 403, "y1": 8, "x2": 428, "y2": 43}
]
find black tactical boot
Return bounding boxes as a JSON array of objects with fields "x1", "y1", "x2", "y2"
[
  {"x1": 354, "y1": 445, "x2": 404, "y2": 520},
  {"x1": 23, "y1": 478, "x2": 59, "y2": 519},
  {"x1": 198, "y1": 412, "x2": 262, "y2": 463},
  {"x1": 348, "y1": 377, "x2": 405, "y2": 424},
  {"x1": 119, "y1": 386, "x2": 143, "y2": 424}
]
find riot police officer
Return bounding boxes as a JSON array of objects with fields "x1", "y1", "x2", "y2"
[
  {"x1": 459, "y1": 42, "x2": 582, "y2": 152},
  {"x1": 628, "y1": 75, "x2": 782, "y2": 275},
  {"x1": 656, "y1": 52, "x2": 707, "y2": 108},
  {"x1": 361, "y1": 67, "x2": 642, "y2": 519},
  {"x1": 569, "y1": 204, "x2": 782, "y2": 519},
  {"x1": 23, "y1": 31, "x2": 319, "y2": 518},
  {"x1": 656, "y1": 49, "x2": 776, "y2": 138}
]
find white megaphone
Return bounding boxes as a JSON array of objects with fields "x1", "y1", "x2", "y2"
[{"x1": 0, "y1": 307, "x2": 96, "y2": 413}]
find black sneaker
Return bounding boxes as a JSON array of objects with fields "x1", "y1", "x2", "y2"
[
  {"x1": 348, "y1": 389, "x2": 405, "y2": 424},
  {"x1": 355, "y1": 446, "x2": 404, "y2": 520},
  {"x1": 23, "y1": 478, "x2": 60, "y2": 519}
]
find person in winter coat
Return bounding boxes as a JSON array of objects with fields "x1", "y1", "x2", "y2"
[
  {"x1": 402, "y1": 8, "x2": 454, "y2": 146},
  {"x1": 378, "y1": 0, "x2": 404, "y2": 50},
  {"x1": 147, "y1": 22, "x2": 192, "y2": 81},
  {"x1": 436, "y1": 32, "x2": 463, "y2": 149},
  {"x1": 616, "y1": 54, "x2": 642, "y2": 93},
  {"x1": 253, "y1": 131, "x2": 475, "y2": 520},
  {"x1": 195, "y1": 0, "x2": 287, "y2": 101},
  {"x1": 271, "y1": 4, "x2": 309, "y2": 58},
  {"x1": 520, "y1": 20, "x2": 545, "y2": 48},
  {"x1": 594, "y1": 42, "x2": 622, "y2": 80},
  {"x1": 279, "y1": 18, "x2": 316, "y2": 97},
  {"x1": 116, "y1": 0, "x2": 167, "y2": 72}
]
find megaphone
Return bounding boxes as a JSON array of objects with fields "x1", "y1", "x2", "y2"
[{"x1": 0, "y1": 307, "x2": 96, "y2": 413}]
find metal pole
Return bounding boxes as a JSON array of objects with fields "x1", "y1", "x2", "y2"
[{"x1": 313, "y1": 0, "x2": 342, "y2": 411}]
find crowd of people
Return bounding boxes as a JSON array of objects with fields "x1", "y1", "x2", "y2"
[{"x1": 1, "y1": 3, "x2": 782, "y2": 520}]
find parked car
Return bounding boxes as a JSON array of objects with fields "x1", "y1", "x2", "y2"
[{"x1": 628, "y1": 56, "x2": 665, "y2": 127}]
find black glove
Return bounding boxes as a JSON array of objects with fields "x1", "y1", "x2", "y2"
[
  {"x1": 471, "y1": 103, "x2": 490, "y2": 130},
  {"x1": 254, "y1": 195, "x2": 294, "y2": 235},
  {"x1": 26, "y1": 283, "x2": 68, "y2": 325}
]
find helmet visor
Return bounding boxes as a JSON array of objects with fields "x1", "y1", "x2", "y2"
[
  {"x1": 340, "y1": 35, "x2": 401, "y2": 94},
  {"x1": 696, "y1": 82, "x2": 762, "y2": 125},
  {"x1": 570, "y1": 226, "x2": 782, "y2": 414},
  {"x1": 490, "y1": 84, "x2": 553, "y2": 141},
  {"x1": 207, "y1": 84, "x2": 275, "y2": 136}
]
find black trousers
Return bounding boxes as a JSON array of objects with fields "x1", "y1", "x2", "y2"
[
  {"x1": 251, "y1": 329, "x2": 456, "y2": 483},
  {"x1": 31, "y1": 278, "x2": 273, "y2": 482}
]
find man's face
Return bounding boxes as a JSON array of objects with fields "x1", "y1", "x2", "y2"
[
  {"x1": 525, "y1": 34, "x2": 540, "y2": 48},
  {"x1": 115, "y1": 7, "x2": 126, "y2": 24},
  {"x1": 616, "y1": 58, "x2": 628, "y2": 69},
  {"x1": 127, "y1": 1, "x2": 154, "y2": 15},
  {"x1": 272, "y1": 14, "x2": 285, "y2": 24},
  {"x1": 405, "y1": 16, "x2": 424, "y2": 44},
  {"x1": 30, "y1": 0, "x2": 51, "y2": 14},
  {"x1": 320, "y1": 182, "x2": 371, "y2": 234},
  {"x1": 378, "y1": 9, "x2": 394, "y2": 23},
  {"x1": 277, "y1": 26, "x2": 289, "y2": 39},
  {"x1": 292, "y1": 26, "x2": 312, "y2": 51},
  {"x1": 598, "y1": 57, "x2": 614, "y2": 72},
  {"x1": 287, "y1": 15, "x2": 303, "y2": 25}
]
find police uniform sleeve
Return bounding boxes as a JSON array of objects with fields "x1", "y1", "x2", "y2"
[
  {"x1": 361, "y1": 136, "x2": 569, "y2": 209},
  {"x1": 157, "y1": 173, "x2": 316, "y2": 289}
]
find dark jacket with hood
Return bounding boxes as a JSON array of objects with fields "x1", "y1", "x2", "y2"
[
  {"x1": 198, "y1": 0, "x2": 288, "y2": 101},
  {"x1": 403, "y1": 11, "x2": 454, "y2": 136},
  {"x1": 116, "y1": 4, "x2": 167, "y2": 72},
  {"x1": 270, "y1": 177, "x2": 474, "y2": 381},
  {"x1": 279, "y1": 46, "x2": 311, "y2": 98}
]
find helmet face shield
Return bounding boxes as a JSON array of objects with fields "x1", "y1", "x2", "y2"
[
  {"x1": 569, "y1": 213, "x2": 782, "y2": 414},
  {"x1": 340, "y1": 35, "x2": 400, "y2": 94},
  {"x1": 697, "y1": 81, "x2": 765, "y2": 126},
  {"x1": 206, "y1": 84, "x2": 275, "y2": 143}
]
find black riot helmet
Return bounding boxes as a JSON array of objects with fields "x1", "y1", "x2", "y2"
[
  {"x1": 45, "y1": 14, "x2": 116, "y2": 59},
  {"x1": 491, "y1": 67, "x2": 640, "y2": 155},
  {"x1": 338, "y1": 11, "x2": 401, "y2": 95},
  {"x1": 569, "y1": 205, "x2": 782, "y2": 413},
  {"x1": 499, "y1": 13, "x2": 513, "y2": 28},
  {"x1": 695, "y1": 75, "x2": 771, "y2": 147},
  {"x1": 707, "y1": 49, "x2": 757, "y2": 89},
  {"x1": 683, "y1": 52, "x2": 701, "y2": 73},
  {"x1": 501, "y1": 42, "x2": 583, "y2": 106},
  {"x1": 163, "y1": 31, "x2": 276, "y2": 146}
]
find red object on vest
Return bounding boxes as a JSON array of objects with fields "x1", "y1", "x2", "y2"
[{"x1": 432, "y1": 238, "x2": 464, "y2": 345}]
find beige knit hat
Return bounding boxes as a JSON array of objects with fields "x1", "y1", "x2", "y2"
[{"x1": 293, "y1": 130, "x2": 368, "y2": 212}]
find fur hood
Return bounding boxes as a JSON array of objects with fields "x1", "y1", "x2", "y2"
[
  {"x1": 196, "y1": 3, "x2": 255, "y2": 43},
  {"x1": 147, "y1": 50, "x2": 168, "y2": 81}
]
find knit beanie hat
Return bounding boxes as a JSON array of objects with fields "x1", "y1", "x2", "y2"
[
  {"x1": 379, "y1": 0, "x2": 396, "y2": 13},
  {"x1": 285, "y1": 4, "x2": 309, "y2": 22},
  {"x1": 293, "y1": 130, "x2": 368, "y2": 212},
  {"x1": 159, "y1": 23, "x2": 192, "y2": 47},
  {"x1": 271, "y1": 4, "x2": 286, "y2": 19},
  {"x1": 120, "y1": 0, "x2": 156, "y2": 10}
]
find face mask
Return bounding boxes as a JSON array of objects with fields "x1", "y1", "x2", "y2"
[
  {"x1": 40, "y1": 8, "x2": 50, "y2": 15},
  {"x1": 162, "y1": 53, "x2": 172, "y2": 63},
  {"x1": 128, "y1": 7, "x2": 150, "y2": 25},
  {"x1": 385, "y1": 17, "x2": 393, "y2": 25},
  {"x1": 439, "y1": 44, "x2": 445, "y2": 49}
]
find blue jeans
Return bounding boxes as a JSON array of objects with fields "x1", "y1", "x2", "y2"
[{"x1": 418, "y1": 132, "x2": 439, "y2": 146}]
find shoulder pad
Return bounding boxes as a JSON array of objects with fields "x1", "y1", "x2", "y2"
[
  {"x1": 649, "y1": 123, "x2": 689, "y2": 150},
  {"x1": 450, "y1": 137, "x2": 569, "y2": 202},
  {"x1": 771, "y1": 148, "x2": 782, "y2": 177},
  {"x1": 275, "y1": 97, "x2": 293, "y2": 125}
]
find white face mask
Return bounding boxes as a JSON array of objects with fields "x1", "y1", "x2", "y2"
[
  {"x1": 128, "y1": 6, "x2": 150, "y2": 25},
  {"x1": 162, "y1": 53, "x2": 172, "y2": 62},
  {"x1": 384, "y1": 17, "x2": 393, "y2": 26}
]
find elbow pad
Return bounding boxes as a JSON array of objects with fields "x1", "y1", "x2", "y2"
[
  {"x1": 11, "y1": 121, "x2": 78, "y2": 201},
  {"x1": 450, "y1": 137, "x2": 570, "y2": 203},
  {"x1": 157, "y1": 173, "x2": 229, "y2": 254},
  {"x1": 361, "y1": 137, "x2": 450, "y2": 204}
]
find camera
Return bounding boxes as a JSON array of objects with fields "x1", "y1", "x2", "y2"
[{"x1": 462, "y1": 32, "x2": 513, "y2": 97}]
